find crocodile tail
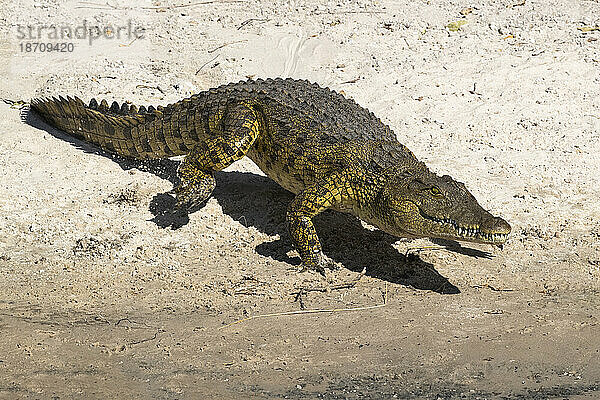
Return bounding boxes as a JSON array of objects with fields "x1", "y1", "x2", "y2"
[{"x1": 30, "y1": 96, "x2": 190, "y2": 159}]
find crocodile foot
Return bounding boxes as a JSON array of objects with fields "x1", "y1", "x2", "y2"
[{"x1": 172, "y1": 177, "x2": 216, "y2": 212}]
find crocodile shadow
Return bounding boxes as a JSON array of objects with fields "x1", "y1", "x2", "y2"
[
  {"x1": 212, "y1": 171, "x2": 464, "y2": 294},
  {"x1": 148, "y1": 167, "x2": 489, "y2": 293},
  {"x1": 25, "y1": 109, "x2": 494, "y2": 294}
]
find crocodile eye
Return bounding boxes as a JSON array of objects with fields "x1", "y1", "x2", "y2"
[{"x1": 429, "y1": 187, "x2": 443, "y2": 197}]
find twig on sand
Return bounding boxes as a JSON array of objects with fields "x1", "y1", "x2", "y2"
[
  {"x1": 115, "y1": 317, "x2": 154, "y2": 328},
  {"x1": 472, "y1": 284, "x2": 514, "y2": 292},
  {"x1": 136, "y1": 84, "x2": 165, "y2": 93},
  {"x1": 75, "y1": 1, "x2": 119, "y2": 10},
  {"x1": 219, "y1": 280, "x2": 387, "y2": 330},
  {"x1": 195, "y1": 54, "x2": 219, "y2": 74},
  {"x1": 292, "y1": 268, "x2": 366, "y2": 309},
  {"x1": 208, "y1": 40, "x2": 247, "y2": 53},
  {"x1": 313, "y1": 9, "x2": 387, "y2": 15},
  {"x1": 237, "y1": 18, "x2": 269, "y2": 30},
  {"x1": 292, "y1": 268, "x2": 366, "y2": 295},
  {"x1": 77, "y1": 1, "x2": 245, "y2": 10},
  {"x1": 119, "y1": 36, "x2": 139, "y2": 47},
  {"x1": 142, "y1": 0, "x2": 245, "y2": 10},
  {"x1": 129, "y1": 329, "x2": 164, "y2": 346}
]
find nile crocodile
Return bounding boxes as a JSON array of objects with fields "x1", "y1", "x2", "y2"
[{"x1": 31, "y1": 78, "x2": 511, "y2": 272}]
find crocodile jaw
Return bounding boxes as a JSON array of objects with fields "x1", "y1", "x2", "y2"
[{"x1": 383, "y1": 200, "x2": 511, "y2": 246}]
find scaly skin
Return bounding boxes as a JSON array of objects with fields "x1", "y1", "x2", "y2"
[{"x1": 31, "y1": 78, "x2": 511, "y2": 273}]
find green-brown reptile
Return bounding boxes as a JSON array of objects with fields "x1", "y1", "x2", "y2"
[{"x1": 31, "y1": 77, "x2": 511, "y2": 272}]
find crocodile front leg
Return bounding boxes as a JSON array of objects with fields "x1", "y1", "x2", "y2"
[
  {"x1": 175, "y1": 102, "x2": 262, "y2": 210},
  {"x1": 286, "y1": 172, "x2": 352, "y2": 273}
]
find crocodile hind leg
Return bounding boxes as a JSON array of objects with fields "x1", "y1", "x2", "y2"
[
  {"x1": 174, "y1": 103, "x2": 262, "y2": 210},
  {"x1": 287, "y1": 171, "x2": 351, "y2": 273}
]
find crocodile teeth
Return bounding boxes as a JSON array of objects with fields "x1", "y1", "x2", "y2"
[
  {"x1": 426, "y1": 215, "x2": 506, "y2": 242},
  {"x1": 473, "y1": 231, "x2": 508, "y2": 242},
  {"x1": 458, "y1": 226, "x2": 482, "y2": 237}
]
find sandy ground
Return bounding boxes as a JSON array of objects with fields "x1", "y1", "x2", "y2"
[{"x1": 0, "y1": 0, "x2": 599, "y2": 398}]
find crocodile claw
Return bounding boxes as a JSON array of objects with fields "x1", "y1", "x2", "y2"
[{"x1": 299, "y1": 252, "x2": 341, "y2": 275}]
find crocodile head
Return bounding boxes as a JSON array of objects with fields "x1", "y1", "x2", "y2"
[{"x1": 376, "y1": 168, "x2": 511, "y2": 246}]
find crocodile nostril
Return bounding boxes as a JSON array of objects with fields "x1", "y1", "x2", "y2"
[{"x1": 494, "y1": 217, "x2": 511, "y2": 233}]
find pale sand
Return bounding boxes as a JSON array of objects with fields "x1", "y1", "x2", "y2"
[{"x1": 0, "y1": 0, "x2": 599, "y2": 398}]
